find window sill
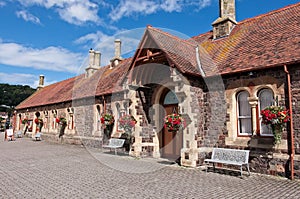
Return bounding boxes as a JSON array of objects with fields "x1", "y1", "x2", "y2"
[{"x1": 225, "y1": 136, "x2": 287, "y2": 150}]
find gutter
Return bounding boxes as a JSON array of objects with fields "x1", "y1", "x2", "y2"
[{"x1": 284, "y1": 64, "x2": 295, "y2": 180}]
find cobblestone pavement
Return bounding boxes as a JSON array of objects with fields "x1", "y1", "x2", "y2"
[{"x1": 1, "y1": 132, "x2": 300, "y2": 199}]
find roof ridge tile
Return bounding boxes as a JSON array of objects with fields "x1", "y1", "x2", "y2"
[{"x1": 239, "y1": 2, "x2": 300, "y2": 25}]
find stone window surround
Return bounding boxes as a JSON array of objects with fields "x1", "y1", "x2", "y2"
[
  {"x1": 110, "y1": 100, "x2": 131, "y2": 137},
  {"x1": 226, "y1": 83, "x2": 282, "y2": 147}
]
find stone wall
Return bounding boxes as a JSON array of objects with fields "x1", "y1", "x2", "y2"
[
  {"x1": 196, "y1": 66, "x2": 300, "y2": 179},
  {"x1": 288, "y1": 63, "x2": 300, "y2": 178}
]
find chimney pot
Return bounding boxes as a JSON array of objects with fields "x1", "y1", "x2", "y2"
[
  {"x1": 37, "y1": 75, "x2": 44, "y2": 90},
  {"x1": 86, "y1": 49, "x2": 101, "y2": 78},
  {"x1": 114, "y1": 39, "x2": 122, "y2": 59},
  {"x1": 89, "y1": 49, "x2": 95, "y2": 66},
  {"x1": 212, "y1": 0, "x2": 237, "y2": 39}
]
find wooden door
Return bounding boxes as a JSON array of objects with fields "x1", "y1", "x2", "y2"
[{"x1": 162, "y1": 105, "x2": 183, "y2": 160}]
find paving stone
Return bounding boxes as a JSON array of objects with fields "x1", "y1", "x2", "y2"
[{"x1": 0, "y1": 132, "x2": 299, "y2": 199}]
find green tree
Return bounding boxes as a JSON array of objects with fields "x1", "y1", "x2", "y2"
[{"x1": 0, "y1": 84, "x2": 36, "y2": 114}]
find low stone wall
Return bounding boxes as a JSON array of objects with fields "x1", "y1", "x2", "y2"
[{"x1": 41, "y1": 133, "x2": 103, "y2": 148}]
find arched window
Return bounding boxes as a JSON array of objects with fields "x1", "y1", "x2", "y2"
[
  {"x1": 96, "y1": 105, "x2": 101, "y2": 131},
  {"x1": 258, "y1": 88, "x2": 274, "y2": 135},
  {"x1": 116, "y1": 103, "x2": 121, "y2": 130},
  {"x1": 237, "y1": 91, "x2": 252, "y2": 135},
  {"x1": 163, "y1": 90, "x2": 179, "y2": 105}
]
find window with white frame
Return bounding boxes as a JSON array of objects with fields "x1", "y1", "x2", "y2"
[
  {"x1": 237, "y1": 91, "x2": 252, "y2": 135},
  {"x1": 258, "y1": 88, "x2": 274, "y2": 136}
]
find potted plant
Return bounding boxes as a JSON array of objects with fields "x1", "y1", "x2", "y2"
[
  {"x1": 56, "y1": 117, "x2": 67, "y2": 125},
  {"x1": 34, "y1": 118, "x2": 43, "y2": 132},
  {"x1": 56, "y1": 117, "x2": 67, "y2": 138},
  {"x1": 119, "y1": 114, "x2": 137, "y2": 133},
  {"x1": 101, "y1": 113, "x2": 115, "y2": 142},
  {"x1": 261, "y1": 105, "x2": 290, "y2": 145},
  {"x1": 22, "y1": 118, "x2": 28, "y2": 124},
  {"x1": 22, "y1": 118, "x2": 29, "y2": 135},
  {"x1": 164, "y1": 113, "x2": 185, "y2": 132},
  {"x1": 100, "y1": 113, "x2": 115, "y2": 127},
  {"x1": 118, "y1": 114, "x2": 137, "y2": 152}
]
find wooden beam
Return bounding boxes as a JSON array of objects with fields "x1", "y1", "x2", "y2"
[{"x1": 136, "y1": 51, "x2": 163, "y2": 62}]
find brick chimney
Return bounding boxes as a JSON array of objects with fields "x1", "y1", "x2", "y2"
[
  {"x1": 37, "y1": 75, "x2": 44, "y2": 90},
  {"x1": 86, "y1": 48, "x2": 101, "y2": 78},
  {"x1": 212, "y1": 0, "x2": 237, "y2": 39},
  {"x1": 110, "y1": 39, "x2": 123, "y2": 68}
]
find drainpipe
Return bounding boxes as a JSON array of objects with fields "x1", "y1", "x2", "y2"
[{"x1": 284, "y1": 65, "x2": 294, "y2": 180}]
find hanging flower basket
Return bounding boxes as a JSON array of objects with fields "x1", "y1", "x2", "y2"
[
  {"x1": 34, "y1": 118, "x2": 43, "y2": 125},
  {"x1": 118, "y1": 114, "x2": 137, "y2": 134},
  {"x1": 261, "y1": 105, "x2": 290, "y2": 145},
  {"x1": 56, "y1": 117, "x2": 67, "y2": 125},
  {"x1": 100, "y1": 113, "x2": 115, "y2": 127},
  {"x1": 118, "y1": 114, "x2": 137, "y2": 152},
  {"x1": 55, "y1": 117, "x2": 67, "y2": 138},
  {"x1": 34, "y1": 118, "x2": 44, "y2": 132},
  {"x1": 164, "y1": 113, "x2": 185, "y2": 132},
  {"x1": 34, "y1": 118, "x2": 39, "y2": 124},
  {"x1": 22, "y1": 118, "x2": 28, "y2": 124}
]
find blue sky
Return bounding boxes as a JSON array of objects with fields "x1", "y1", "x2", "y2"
[{"x1": 0, "y1": 0, "x2": 299, "y2": 88}]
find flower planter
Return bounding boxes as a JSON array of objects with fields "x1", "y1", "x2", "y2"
[
  {"x1": 164, "y1": 113, "x2": 185, "y2": 133},
  {"x1": 261, "y1": 105, "x2": 289, "y2": 145},
  {"x1": 271, "y1": 124, "x2": 283, "y2": 145}
]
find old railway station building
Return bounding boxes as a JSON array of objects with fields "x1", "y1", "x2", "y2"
[{"x1": 15, "y1": 1, "x2": 300, "y2": 179}]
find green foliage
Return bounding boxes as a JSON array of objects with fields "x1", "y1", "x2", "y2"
[{"x1": 0, "y1": 83, "x2": 36, "y2": 113}]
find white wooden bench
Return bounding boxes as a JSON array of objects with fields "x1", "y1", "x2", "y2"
[
  {"x1": 34, "y1": 133, "x2": 42, "y2": 141},
  {"x1": 16, "y1": 131, "x2": 22, "y2": 138},
  {"x1": 102, "y1": 138, "x2": 125, "y2": 155},
  {"x1": 204, "y1": 148, "x2": 250, "y2": 176},
  {"x1": 6, "y1": 129, "x2": 15, "y2": 141}
]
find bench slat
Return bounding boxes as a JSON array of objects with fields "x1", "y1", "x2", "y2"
[
  {"x1": 102, "y1": 138, "x2": 125, "y2": 155},
  {"x1": 212, "y1": 148, "x2": 249, "y2": 163},
  {"x1": 204, "y1": 159, "x2": 244, "y2": 166},
  {"x1": 204, "y1": 148, "x2": 250, "y2": 176}
]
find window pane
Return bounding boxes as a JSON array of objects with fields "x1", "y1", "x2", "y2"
[
  {"x1": 258, "y1": 89, "x2": 274, "y2": 135},
  {"x1": 259, "y1": 89, "x2": 273, "y2": 110},
  {"x1": 238, "y1": 92, "x2": 251, "y2": 116},
  {"x1": 237, "y1": 91, "x2": 252, "y2": 135},
  {"x1": 164, "y1": 90, "x2": 179, "y2": 105},
  {"x1": 239, "y1": 118, "x2": 252, "y2": 134}
]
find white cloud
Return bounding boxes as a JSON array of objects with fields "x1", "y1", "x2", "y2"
[
  {"x1": 75, "y1": 31, "x2": 112, "y2": 48},
  {"x1": 196, "y1": 0, "x2": 212, "y2": 9},
  {"x1": 0, "y1": 72, "x2": 56, "y2": 88},
  {"x1": 0, "y1": 1, "x2": 6, "y2": 7},
  {"x1": 16, "y1": 0, "x2": 102, "y2": 25},
  {"x1": 0, "y1": 41, "x2": 84, "y2": 73},
  {"x1": 0, "y1": 73, "x2": 35, "y2": 86},
  {"x1": 75, "y1": 29, "x2": 143, "y2": 66},
  {"x1": 161, "y1": 0, "x2": 182, "y2": 12},
  {"x1": 16, "y1": 10, "x2": 41, "y2": 24},
  {"x1": 109, "y1": 0, "x2": 212, "y2": 21},
  {"x1": 109, "y1": 0, "x2": 159, "y2": 21},
  {"x1": 15, "y1": 0, "x2": 213, "y2": 24},
  {"x1": 56, "y1": 1, "x2": 101, "y2": 25}
]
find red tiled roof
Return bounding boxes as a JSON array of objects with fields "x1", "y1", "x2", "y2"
[
  {"x1": 142, "y1": 3, "x2": 300, "y2": 76},
  {"x1": 192, "y1": 2, "x2": 300, "y2": 75},
  {"x1": 144, "y1": 26, "x2": 201, "y2": 75},
  {"x1": 16, "y1": 58, "x2": 132, "y2": 110},
  {"x1": 16, "y1": 3, "x2": 300, "y2": 109}
]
